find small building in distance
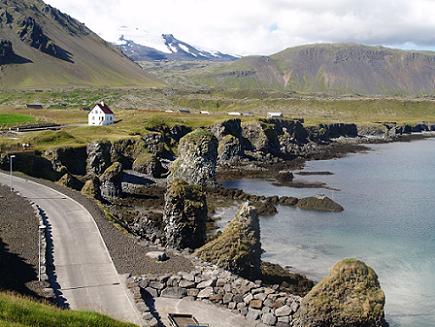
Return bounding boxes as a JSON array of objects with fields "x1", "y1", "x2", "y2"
[
  {"x1": 26, "y1": 103, "x2": 43, "y2": 109},
  {"x1": 88, "y1": 102, "x2": 114, "y2": 126},
  {"x1": 179, "y1": 108, "x2": 191, "y2": 113},
  {"x1": 200, "y1": 111, "x2": 210, "y2": 115},
  {"x1": 267, "y1": 112, "x2": 283, "y2": 118},
  {"x1": 228, "y1": 112, "x2": 242, "y2": 116}
]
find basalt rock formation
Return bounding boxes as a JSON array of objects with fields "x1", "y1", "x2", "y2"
[
  {"x1": 196, "y1": 202, "x2": 262, "y2": 280},
  {"x1": 294, "y1": 259, "x2": 386, "y2": 327},
  {"x1": 86, "y1": 141, "x2": 112, "y2": 176},
  {"x1": 169, "y1": 129, "x2": 218, "y2": 187},
  {"x1": 99, "y1": 162, "x2": 123, "y2": 201},
  {"x1": 218, "y1": 135, "x2": 244, "y2": 163},
  {"x1": 163, "y1": 179, "x2": 208, "y2": 250},
  {"x1": 132, "y1": 152, "x2": 167, "y2": 178}
]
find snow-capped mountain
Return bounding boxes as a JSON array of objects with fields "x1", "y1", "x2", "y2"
[{"x1": 115, "y1": 28, "x2": 239, "y2": 62}]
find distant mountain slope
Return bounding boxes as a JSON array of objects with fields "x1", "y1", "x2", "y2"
[
  {"x1": 0, "y1": 0, "x2": 162, "y2": 89},
  {"x1": 182, "y1": 44, "x2": 435, "y2": 95},
  {"x1": 116, "y1": 32, "x2": 239, "y2": 62}
]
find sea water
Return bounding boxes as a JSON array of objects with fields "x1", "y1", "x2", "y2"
[{"x1": 223, "y1": 138, "x2": 435, "y2": 327}]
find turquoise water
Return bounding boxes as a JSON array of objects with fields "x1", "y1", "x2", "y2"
[{"x1": 223, "y1": 138, "x2": 435, "y2": 327}]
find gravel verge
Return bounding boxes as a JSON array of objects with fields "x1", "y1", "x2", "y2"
[{"x1": 0, "y1": 185, "x2": 44, "y2": 298}]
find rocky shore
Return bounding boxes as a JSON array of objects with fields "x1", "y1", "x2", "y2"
[{"x1": 1, "y1": 117, "x2": 426, "y2": 326}]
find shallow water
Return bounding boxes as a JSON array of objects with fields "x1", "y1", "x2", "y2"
[{"x1": 223, "y1": 138, "x2": 435, "y2": 327}]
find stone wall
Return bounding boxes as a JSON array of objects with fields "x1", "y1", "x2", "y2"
[{"x1": 129, "y1": 259, "x2": 302, "y2": 327}]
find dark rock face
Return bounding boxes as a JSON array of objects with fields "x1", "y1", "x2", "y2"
[
  {"x1": 0, "y1": 9, "x2": 13, "y2": 26},
  {"x1": 196, "y1": 202, "x2": 262, "y2": 280},
  {"x1": 18, "y1": 16, "x2": 72, "y2": 62},
  {"x1": 0, "y1": 40, "x2": 13, "y2": 64},
  {"x1": 170, "y1": 129, "x2": 218, "y2": 187},
  {"x1": 218, "y1": 135, "x2": 244, "y2": 163},
  {"x1": 142, "y1": 132, "x2": 174, "y2": 159},
  {"x1": 242, "y1": 119, "x2": 309, "y2": 158},
  {"x1": 110, "y1": 138, "x2": 136, "y2": 169},
  {"x1": 294, "y1": 259, "x2": 386, "y2": 327},
  {"x1": 211, "y1": 119, "x2": 243, "y2": 140},
  {"x1": 43, "y1": 147, "x2": 87, "y2": 176},
  {"x1": 297, "y1": 196, "x2": 344, "y2": 212},
  {"x1": 87, "y1": 141, "x2": 112, "y2": 176},
  {"x1": 163, "y1": 179, "x2": 207, "y2": 250},
  {"x1": 276, "y1": 170, "x2": 294, "y2": 183},
  {"x1": 99, "y1": 162, "x2": 123, "y2": 200}
]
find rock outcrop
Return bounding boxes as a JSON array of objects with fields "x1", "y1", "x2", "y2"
[
  {"x1": 169, "y1": 129, "x2": 218, "y2": 187},
  {"x1": 87, "y1": 141, "x2": 112, "y2": 176},
  {"x1": 163, "y1": 179, "x2": 208, "y2": 250},
  {"x1": 99, "y1": 162, "x2": 123, "y2": 200},
  {"x1": 294, "y1": 259, "x2": 386, "y2": 327},
  {"x1": 81, "y1": 177, "x2": 101, "y2": 199},
  {"x1": 218, "y1": 135, "x2": 244, "y2": 163},
  {"x1": 132, "y1": 152, "x2": 166, "y2": 178},
  {"x1": 0, "y1": 39, "x2": 14, "y2": 64},
  {"x1": 196, "y1": 202, "x2": 262, "y2": 280},
  {"x1": 56, "y1": 173, "x2": 83, "y2": 191},
  {"x1": 297, "y1": 195, "x2": 344, "y2": 212}
]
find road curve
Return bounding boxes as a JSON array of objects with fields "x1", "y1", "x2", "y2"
[{"x1": 0, "y1": 172, "x2": 142, "y2": 326}]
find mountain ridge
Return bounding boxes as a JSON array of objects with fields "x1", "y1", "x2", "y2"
[
  {"x1": 154, "y1": 43, "x2": 435, "y2": 96},
  {"x1": 0, "y1": 0, "x2": 162, "y2": 89}
]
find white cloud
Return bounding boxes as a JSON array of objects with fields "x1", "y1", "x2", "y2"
[{"x1": 45, "y1": 0, "x2": 435, "y2": 55}]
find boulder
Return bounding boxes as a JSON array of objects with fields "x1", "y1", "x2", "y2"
[
  {"x1": 294, "y1": 259, "x2": 386, "y2": 327},
  {"x1": 196, "y1": 202, "x2": 262, "y2": 280},
  {"x1": 163, "y1": 179, "x2": 208, "y2": 250},
  {"x1": 169, "y1": 129, "x2": 218, "y2": 187},
  {"x1": 276, "y1": 171, "x2": 294, "y2": 183},
  {"x1": 99, "y1": 162, "x2": 123, "y2": 200},
  {"x1": 297, "y1": 195, "x2": 343, "y2": 212}
]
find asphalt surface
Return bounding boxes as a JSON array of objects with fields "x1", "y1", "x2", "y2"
[{"x1": 0, "y1": 172, "x2": 143, "y2": 326}]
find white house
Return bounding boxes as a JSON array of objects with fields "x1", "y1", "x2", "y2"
[
  {"x1": 88, "y1": 102, "x2": 114, "y2": 126},
  {"x1": 228, "y1": 112, "x2": 242, "y2": 116}
]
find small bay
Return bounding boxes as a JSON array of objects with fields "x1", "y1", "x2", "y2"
[{"x1": 223, "y1": 137, "x2": 435, "y2": 327}]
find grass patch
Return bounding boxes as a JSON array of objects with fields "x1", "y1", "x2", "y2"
[
  {"x1": 0, "y1": 293, "x2": 137, "y2": 327},
  {"x1": 0, "y1": 113, "x2": 35, "y2": 128}
]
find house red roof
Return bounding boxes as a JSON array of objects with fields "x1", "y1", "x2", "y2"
[{"x1": 95, "y1": 102, "x2": 114, "y2": 114}]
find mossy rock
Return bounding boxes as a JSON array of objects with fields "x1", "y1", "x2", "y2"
[
  {"x1": 81, "y1": 177, "x2": 101, "y2": 199},
  {"x1": 99, "y1": 162, "x2": 122, "y2": 181},
  {"x1": 196, "y1": 202, "x2": 261, "y2": 280},
  {"x1": 294, "y1": 259, "x2": 386, "y2": 327},
  {"x1": 56, "y1": 173, "x2": 84, "y2": 191},
  {"x1": 164, "y1": 179, "x2": 207, "y2": 250}
]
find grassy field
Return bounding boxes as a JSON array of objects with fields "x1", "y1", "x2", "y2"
[
  {"x1": 0, "y1": 293, "x2": 137, "y2": 327},
  {"x1": 1, "y1": 89, "x2": 435, "y2": 152},
  {"x1": 0, "y1": 113, "x2": 36, "y2": 128}
]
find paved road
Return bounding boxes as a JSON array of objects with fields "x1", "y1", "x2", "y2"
[{"x1": 0, "y1": 172, "x2": 142, "y2": 326}]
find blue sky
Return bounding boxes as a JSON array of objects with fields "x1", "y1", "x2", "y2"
[{"x1": 45, "y1": 0, "x2": 435, "y2": 55}]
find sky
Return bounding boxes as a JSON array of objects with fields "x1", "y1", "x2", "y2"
[{"x1": 45, "y1": 0, "x2": 435, "y2": 56}]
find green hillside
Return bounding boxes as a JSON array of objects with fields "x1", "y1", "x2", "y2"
[
  {"x1": 0, "y1": 293, "x2": 137, "y2": 327},
  {"x1": 0, "y1": 0, "x2": 162, "y2": 89},
  {"x1": 141, "y1": 44, "x2": 435, "y2": 96}
]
